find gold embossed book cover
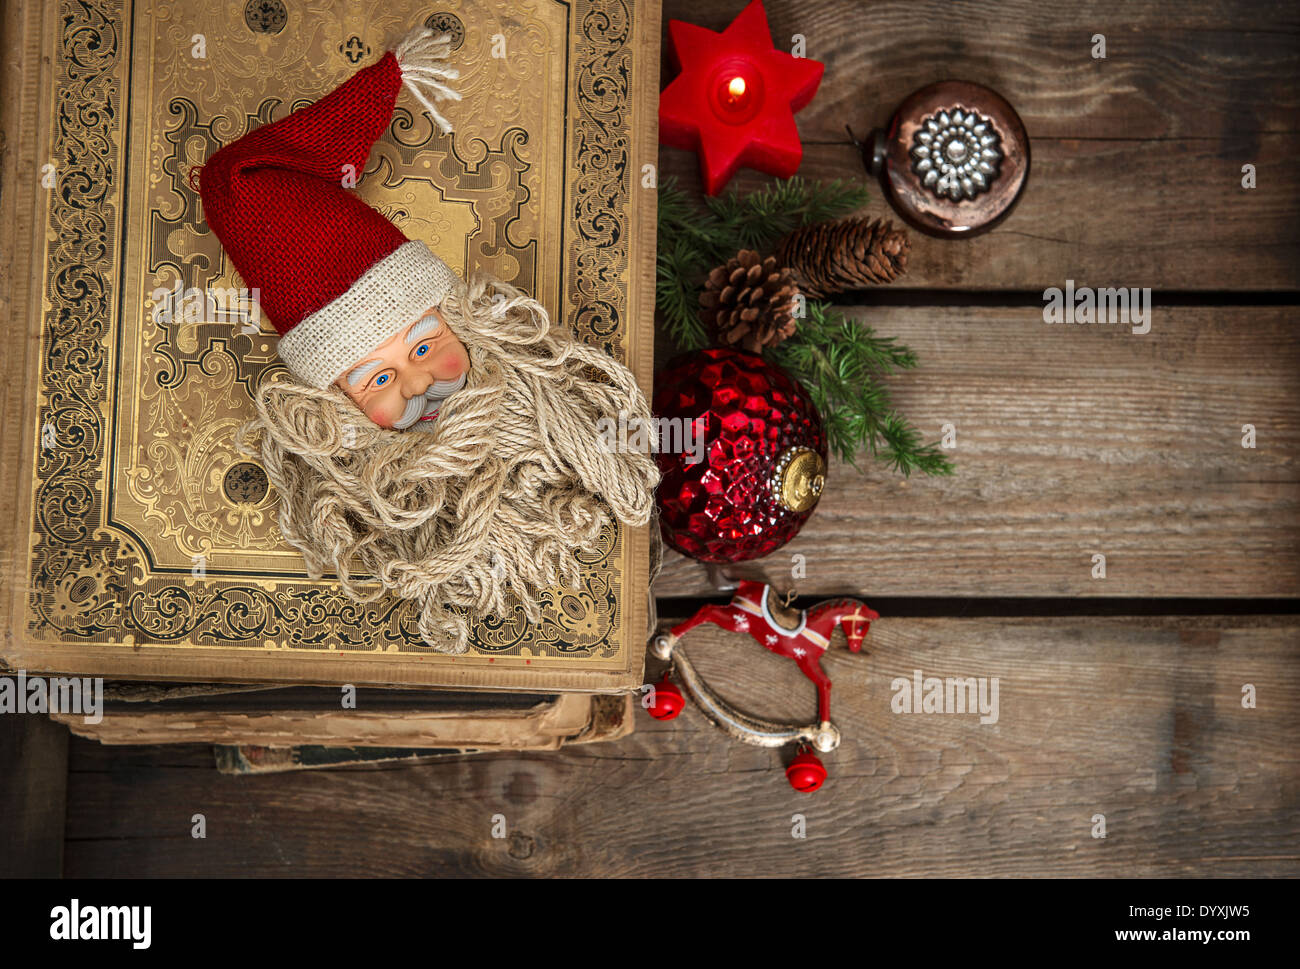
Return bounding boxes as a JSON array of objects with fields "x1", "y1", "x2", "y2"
[{"x1": 0, "y1": 0, "x2": 661, "y2": 690}]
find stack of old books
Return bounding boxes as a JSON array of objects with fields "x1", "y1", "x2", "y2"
[{"x1": 0, "y1": 0, "x2": 661, "y2": 772}]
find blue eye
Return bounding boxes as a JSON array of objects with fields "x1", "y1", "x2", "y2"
[
  {"x1": 415, "y1": 344, "x2": 428, "y2": 357},
  {"x1": 375, "y1": 373, "x2": 389, "y2": 386}
]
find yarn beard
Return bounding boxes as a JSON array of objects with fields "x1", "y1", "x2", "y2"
[{"x1": 235, "y1": 273, "x2": 660, "y2": 653}]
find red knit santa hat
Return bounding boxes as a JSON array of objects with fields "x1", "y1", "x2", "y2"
[{"x1": 198, "y1": 27, "x2": 462, "y2": 389}]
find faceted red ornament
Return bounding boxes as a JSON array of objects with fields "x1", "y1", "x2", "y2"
[
  {"x1": 786, "y1": 749, "x2": 827, "y2": 792},
  {"x1": 653, "y1": 348, "x2": 827, "y2": 563},
  {"x1": 644, "y1": 674, "x2": 685, "y2": 721}
]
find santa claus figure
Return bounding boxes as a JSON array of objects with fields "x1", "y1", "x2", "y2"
[{"x1": 196, "y1": 27, "x2": 658, "y2": 652}]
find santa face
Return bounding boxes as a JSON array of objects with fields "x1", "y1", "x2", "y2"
[{"x1": 334, "y1": 307, "x2": 470, "y2": 429}]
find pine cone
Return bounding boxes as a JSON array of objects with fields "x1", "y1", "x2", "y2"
[
  {"x1": 699, "y1": 250, "x2": 800, "y2": 353},
  {"x1": 775, "y1": 217, "x2": 910, "y2": 299}
]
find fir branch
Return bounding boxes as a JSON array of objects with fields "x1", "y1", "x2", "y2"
[
  {"x1": 657, "y1": 179, "x2": 719, "y2": 252},
  {"x1": 655, "y1": 176, "x2": 951, "y2": 477},
  {"x1": 656, "y1": 176, "x2": 872, "y2": 305},
  {"x1": 767, "y1": 301, "x2": 954, "y2": 476},
  {"x1": 704, "y1": 176, "x2": 872, "y2": 252},
  {"x1": 655, "y1": 233, "x2": 710, "y2": 350}
]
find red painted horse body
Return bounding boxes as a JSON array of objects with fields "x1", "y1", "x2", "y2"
[{"x1": 668, "y1": 581, "x2": 878, "y2": 725}]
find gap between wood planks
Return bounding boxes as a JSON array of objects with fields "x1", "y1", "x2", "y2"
[
  {"x1": 655, "y1": 595, "x2": 1300, "y2": 620},
  {"x1": 816, "y1": 290, "x2": 1300, "y2": 307}
]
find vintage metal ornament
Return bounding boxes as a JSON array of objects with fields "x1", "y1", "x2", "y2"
[
  {"x1": 648, "y1": 581, "x2": 878, "y2": 791},
  {"x1": 910, "y1": 105, "x2": 1002, "y2": 201},
  {"x1": 857, "y1": 80, "x2": 1029, "y2": 238}
]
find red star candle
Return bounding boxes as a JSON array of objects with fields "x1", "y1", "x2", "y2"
[{"x1": 659, "y1": 0, "x2": 824, "y2": 195}]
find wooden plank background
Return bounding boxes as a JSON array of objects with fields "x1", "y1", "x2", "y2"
[
  {"x1": 7, "y1": 0, "x2": 1300, "y2": 877},
  {"x1": 60, "y1": 617, "x2": 1299, "y2": 876},
  {"x1": 656, "y1": 306, "x2": 1300, "y2": 598},
  {"x1": 661, "y1": 0, "x2": 1300, "y2": 291},
  {"x1": 0, "y1": 715, "x2": 68, "y2": 878}
]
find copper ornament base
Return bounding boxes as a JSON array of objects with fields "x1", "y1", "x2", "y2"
[{"x1": 869, "y1": 80, "x2": 1030, "y2": 238}]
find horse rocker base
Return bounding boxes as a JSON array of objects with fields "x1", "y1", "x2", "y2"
[{"x1": 647, "y1": 582, "x2": 878, "y2": 792}]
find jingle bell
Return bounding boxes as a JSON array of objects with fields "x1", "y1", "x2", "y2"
[
  {"x1": 785, "y1": 749, "x2": 828, "y2": 793},
  {"x1": 644, "y1": 674, "x2": 685, "y2": 721}
]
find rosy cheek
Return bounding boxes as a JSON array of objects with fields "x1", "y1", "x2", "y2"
[
  {"x1": 365, "y1": 397, "x2": 402, "y2": 429},
  {"x1": 429, "y1": 344, "x2": 469, "y2": 379}
]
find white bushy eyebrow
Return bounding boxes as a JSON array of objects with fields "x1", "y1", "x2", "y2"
[
  {"x1": 345, "y1": 358, "x2": 383, "y2": 388},
  {"x1": 344, "y1": 313, "x2": 441, "y2": 388},
  {"x1": 405, "y1": 312, "x2": 442, "y2": 344}
]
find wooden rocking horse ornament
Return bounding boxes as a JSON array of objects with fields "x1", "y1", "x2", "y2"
[{"x1": 648, "y1": 581, "x2": 878, "y2": 791}]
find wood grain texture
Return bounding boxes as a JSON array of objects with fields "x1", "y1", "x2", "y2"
[
  {"x1": 0, "y1": 714, "x2": 68, "y2": 877},
  {"x1": 660, "y1": 0, "x2": 1300, "y2": 289},
  {"x1": 655, "y1": 306, "x2": 1300, "y2": 599},
  {"x1": 60, "y1": 617, "x2": 1300, "y2": 877}
]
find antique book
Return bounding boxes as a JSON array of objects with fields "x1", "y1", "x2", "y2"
[
  {"x1": 48, "y1": 685, "x2": 633, "y2": 751},
  {"x1": 0, "y1": 0, "x2": 661, "y2": 690},
  {"x1": 212, "y1": 690, "x2": 632, "y2": 777}
]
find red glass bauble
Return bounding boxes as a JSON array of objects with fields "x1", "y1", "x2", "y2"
[
  {"x1": 786, "y1": 750, "x2": 827, "y2": 793},
  {"x1": 644, "y1": 675, "x2": 685, "y2": 721},
  {"x1": 652, "y1": 348, "x2": 827, "y2": 563}
]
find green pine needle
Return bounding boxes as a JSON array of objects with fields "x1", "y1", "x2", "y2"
[
  {"x1": 704, "y1": 176, "x2": 874, "y2": 251},
  {"x1": 655, "y1": 232, "x2": 709, "y2": 351},
  {"x1": 767, "y1": 301, "x2": 953, "y2": 476},
  {"x1": 655, "y1": 175, "x2": 952, "y2": 477}
]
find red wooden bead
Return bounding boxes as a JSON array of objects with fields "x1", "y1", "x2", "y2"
[
  {"x1": 645, "y1": 675, "x2": 685, "y2": 720},
  {"x1": 786, "y1": 750, "x2": 827, "y2": 792}
]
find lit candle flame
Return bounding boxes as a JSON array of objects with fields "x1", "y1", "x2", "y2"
[{"x1": 728, "y1": 76, "x2": 747, "y2": 99}]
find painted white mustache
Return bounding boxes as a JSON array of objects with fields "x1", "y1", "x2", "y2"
[
  {"x1": 429, "y1": 373, "x2": 467, "y2": 396},
  {"x1": 391, "y1": 372, "x2": 468, "y2": 430}
]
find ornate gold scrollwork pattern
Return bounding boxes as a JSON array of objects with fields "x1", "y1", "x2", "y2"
[{"x1": 28, "y1": 0, "x2": 636, "y2": 660}]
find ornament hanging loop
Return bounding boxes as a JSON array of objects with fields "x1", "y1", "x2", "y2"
[{"x1": 847, "y1": 124, "x2": 888, "y2": 176}]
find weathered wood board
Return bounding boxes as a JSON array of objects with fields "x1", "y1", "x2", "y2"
[
  {"x1": 656, "y1": 306, "x2": 1300, "y2": 599},
  {"x1": 660, "y1": 0, "x2": 1300, "y2": 290},
  {"x1": 61, "y1": 616, "x2": 1299, "y2": 876}
]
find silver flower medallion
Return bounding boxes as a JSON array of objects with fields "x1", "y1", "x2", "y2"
[{"x1": 910, "y1": 106, "x2": 1003, "y2": 201}]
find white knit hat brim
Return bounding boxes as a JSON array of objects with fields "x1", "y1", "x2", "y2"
[{"x1": 276, "y1": 240, "x2": 461, "y2": 389}]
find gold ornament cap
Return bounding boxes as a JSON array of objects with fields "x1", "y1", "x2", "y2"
[{"x1": 772, "y1": 447, "x2": 826, "y2": 513}]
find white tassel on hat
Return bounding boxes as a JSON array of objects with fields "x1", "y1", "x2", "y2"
[{"x1": 394, "y1": 26, "x2": 462, "y2": 135}]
